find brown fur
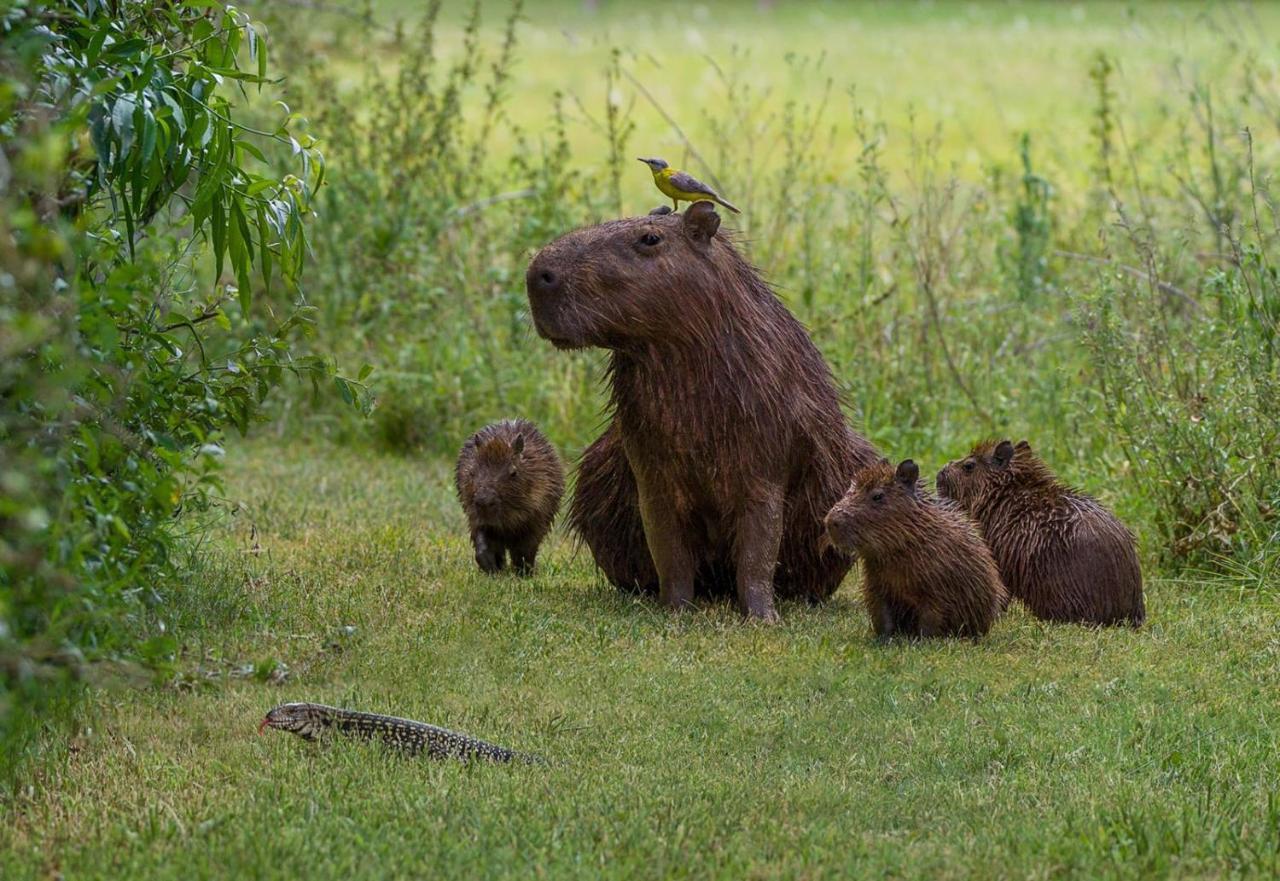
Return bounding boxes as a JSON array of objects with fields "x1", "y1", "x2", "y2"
[
  {"x1": 825, "y1": 459, "x2": 1007, "y2": 639},
  {"x1": 455, "y1": 419, "x2": 564, "y2": 575},
  {"x1": 936, "y1": 439, "x2": 1145, "y2": 627},
  {"x1": 526, "y1": 203, "x2": 879, "y2": 619}
]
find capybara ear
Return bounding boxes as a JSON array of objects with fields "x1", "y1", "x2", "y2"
[
  {"x1": 993, "y1": 440, "x2": 1015, "y2": 466},
  {"x1": 878, "y1": 456, "x2": 892, "y2": 467},
  {"x1": 1016, "y1": 439, "x2": 1031, "y2": 453},
  {"x1": 648, "y1": 205, "x2": 674, "y2": 216},
  {"x1": 682, "y1": 201, "x2": 720, "y2": 246},
  {"x1": 512, "y1": 433, "x2": 525, "y2": 456},
  {"x1": 895, "y1": 459, "x2": 919, "y2": 490}
]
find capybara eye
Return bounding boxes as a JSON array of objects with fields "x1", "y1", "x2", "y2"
[
  {"x1": 871, "y1": 491, "x2": 885, "y2": 503},
  {"x1": 963, "y1": 461, "x2": 975, "y2": 473},
  {"x1": 508, "y1": 466, "x2": 517, "y2": 478},
  {"x1": 639, "y1": 232, "x2": 662, "y2": 247}
]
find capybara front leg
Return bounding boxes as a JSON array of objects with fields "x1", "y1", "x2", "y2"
[
  {"x1": 734, "y1": 488, "x2": 784, "y2": 623},
  {"x1": 916, "y1": 609, "x2": 946, "y2": 640},
  {"x1": 473, "y1": 528, "x2": 505, "y2": 574},
  {"x1": 868, "y1": 593, "x2": 897, "y2": 640},
  {"x1": 510, "y1": 535, "x2": 540, "y2": 577},
  {"x1": 870, "y1": 594, "x2": 918, "y2": 641},
  {"x1": 637, "y1": 486, "x2": 695, "y2": 611}
]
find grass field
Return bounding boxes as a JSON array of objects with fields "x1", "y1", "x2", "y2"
[
  {"x1": 4, "y1": 1, "x2": 1278, "y2": 877},
  {"x1": 317, "y1": 0, "x2": 1280, "y2": 189},
  {"x1": 3, "y1": 440, "x2": 1278, "y2": 879}
]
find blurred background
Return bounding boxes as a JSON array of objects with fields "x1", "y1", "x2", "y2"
[{"x1": 264, "y1": 0, "x2": 1278, "y2": 566}]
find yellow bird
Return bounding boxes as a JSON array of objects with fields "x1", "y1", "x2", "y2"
[{"x1": 638, "y1": 157, "x2": 741, "y2": 214}]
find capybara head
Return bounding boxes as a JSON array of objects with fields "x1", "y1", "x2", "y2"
[
  {"x1": 824, "y1": 458, "x2": 922, "y2": 556},
  {"x1": 935, "y1": 438, "x2": 1044, "y2": 508},
  {"x1": 460, "y1": 431, "x2": 528, "y2": 519},
  {"x1": 524, "y1": 202, "x2": 725, "y2": 350}
]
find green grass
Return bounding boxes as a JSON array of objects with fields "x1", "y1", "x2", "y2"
[
  {"x1": 4, "y1": 440, "x2": 1278, "y2": 879},
  {"x1": 314, "y1": 0, "x2": 1280, "y2": 188},
  {"x1": 4, "y1": 1, "x2": 1277, "y2": 876}
]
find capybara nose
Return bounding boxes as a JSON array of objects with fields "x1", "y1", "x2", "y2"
[{"x1": 528, "y1": 265, "x2": 561, "y2": 298}]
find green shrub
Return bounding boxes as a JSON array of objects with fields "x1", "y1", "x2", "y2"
[{"x1": 0, "y1": 0, "x2": 365, "y2": 784}]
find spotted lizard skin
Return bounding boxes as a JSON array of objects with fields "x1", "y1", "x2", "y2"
[{"x1": 260, "y1": 702, "x2": 541, "y2": 764}]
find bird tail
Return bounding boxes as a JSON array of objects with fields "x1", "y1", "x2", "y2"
[{"x1": 713, "y1": 195, "x2": 741, "y2": 214}]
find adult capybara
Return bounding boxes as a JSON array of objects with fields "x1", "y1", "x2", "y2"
[
  {"x1": 526, "y1": 202, "x2": 879, "y2": 620},
  {"x1": 824, "y1": 459, "x2": 1007, "y2": 639},
  {"x1": 936, "y1": 439, "x2": 1145, "y2": 627},
  {"x1": 455, "y1": 419, "x2": 564, "y2": 575}
]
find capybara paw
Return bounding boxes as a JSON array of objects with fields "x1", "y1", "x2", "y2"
[
  {"x1": 476, "y1": 550, "x2": 503, "y2": 573},
  {"x1": 744, "y1": 600, "x2": 781, "y2": 624},
  {"x1": 658, "y1": 587, "x2": 695, "y2": 611}
]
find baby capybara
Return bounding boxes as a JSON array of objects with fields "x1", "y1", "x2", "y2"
[
  {"x1": 527, "y1": 202, "x2": 879, "y2": 620},
  {"x1": 455, "y1": 419, "x2": 564, "y2": 576},
  {"x1": 936, "y1": 439, "x2": 1144, "y2": 627},
  {"x1": 824, "y1": 458, "x2": 1007, "y2": 639}
]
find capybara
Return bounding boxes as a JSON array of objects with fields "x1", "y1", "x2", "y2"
[
  {"x1": 824, "y1": 458, "x2": 1007, "y2": 639},
  {"x1": 526, "y1": 202, "x2": 879, "y2": 620},
  {"x1": 936, "y1": 439, "x2": 1145, "y2": 627},
  {"x1": 455, "y1": 419, "x2": 564, "y2": 575}
]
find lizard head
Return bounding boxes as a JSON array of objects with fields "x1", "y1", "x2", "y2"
[{"x1": 259, "y1": 702, "x2": 330, "y2": 739}]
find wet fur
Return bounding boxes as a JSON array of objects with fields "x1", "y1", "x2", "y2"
[
  {"x1": 936, "y1": 439, "x2": 1145, "y2": 627},
  {"x1": 825, "y1": 459, "x2": 1007, "y2": 639},
  {"x1": 455, "y1": 419, "x2": 564, "y2": 575},
  {"x1": 527, "y1": 204, "x2": 878, "y2": 614}
]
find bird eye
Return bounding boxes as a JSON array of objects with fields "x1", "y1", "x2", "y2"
[
  {"x1": 640, "y1": 232, "x2": 662, "y2": 247},
  {"x1": 962, "y1": 461, "x2": 975, "y2": 473},
  {"x1": 871, "y1": 491, "x2": 885, "y2": 503}
]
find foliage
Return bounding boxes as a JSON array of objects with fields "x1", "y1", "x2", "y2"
[
  {"x1": 1080, "y1": 133, "x2": 1280, "y2": 561},
  {"x1": 269, "y1": 0, "x2": 604, "y2": 455},
  {"x1": 999, "y1": 133, "x2": 1054, "y2": 302},
  {"x1": 0, "y1": 0, "x2": 365, "y2": 784}
]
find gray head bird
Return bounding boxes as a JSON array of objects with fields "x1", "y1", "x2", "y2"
[{"x1": 638, "y1": 157, "x2": 741, "y2": 213}]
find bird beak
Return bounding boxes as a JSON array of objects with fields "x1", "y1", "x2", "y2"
[
  {"x1": 637, "y1": 157, "x2": 650, "y2": 165},
  {"x1": 258, "y1": 717, "x2": 270, "y2": 735}
]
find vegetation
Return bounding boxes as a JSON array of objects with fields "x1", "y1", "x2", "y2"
[
  {"x1": 2, "y1": 0, "x2": 1278, "y2": 877},
  {"x1": 272, "y1": 0, "x2": 1278, "y2": 568},
  {"x1": 0, "y1": 0, "x2": 364, "y2": 780}
]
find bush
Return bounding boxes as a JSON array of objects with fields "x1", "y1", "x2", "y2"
[{"x1": 0, "y1": 1, "x2": 365, "y2": 784}]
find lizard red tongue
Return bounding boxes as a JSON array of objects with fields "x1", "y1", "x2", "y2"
[{"x1": 258, "y1": 717, "x2": 270, "y2": 735}]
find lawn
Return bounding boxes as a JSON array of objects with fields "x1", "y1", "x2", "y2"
[
  {"x1": 4, "y1": 1, "x2": 1278, "y2": 878},
  {"x1": 3, "y1": 439, "x2": 1278, "y2": 879}
]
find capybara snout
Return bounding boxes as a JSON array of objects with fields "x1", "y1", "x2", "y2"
[
  {"x1": 528, "y1": 265, "x2": 561, "y2": 298},
  {"x1": 821, "y1": 503, "x2": 853, "y2": 552},
  {"x1": 524, "y1": 245, "x2": 581, "y2": 348}
]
